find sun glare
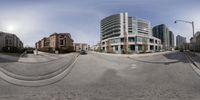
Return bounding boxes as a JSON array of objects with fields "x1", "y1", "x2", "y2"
[{"x1": 6, "y1": 25, "x2": 15, "y2": 32}]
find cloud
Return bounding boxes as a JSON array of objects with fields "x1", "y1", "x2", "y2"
[{"x1": 0, "y1": 1, "x2": 106, "y2": 46}]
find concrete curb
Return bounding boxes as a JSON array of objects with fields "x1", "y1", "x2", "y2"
[
  {"x1": 184, "y1": 53, "x2": 200, "y2": 76},
  {"x1": 91, "y1": 51, "x2": 177, "y2": 57},
  {"x1": 0, "y1": 54, "x2": 79, "y2": 87}
]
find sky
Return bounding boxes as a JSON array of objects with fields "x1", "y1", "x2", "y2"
[{"x1": 0, "y1": 0, "x2": 200, "y2": 47}]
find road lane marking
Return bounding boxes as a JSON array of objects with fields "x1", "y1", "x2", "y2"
[{"x1": 131, "y1": 64, "x2": 137, "y2": 69}]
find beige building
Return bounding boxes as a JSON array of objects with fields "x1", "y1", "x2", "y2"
[
  {"x1": 0, "y1": 31, "x2": 23, "y2": 52},
  {"x1": 36, "y1": 32, "x2": 74, "y2": 53},
  {"x1": 73, "y1": 43, "x2": 89, "y2": 52}
]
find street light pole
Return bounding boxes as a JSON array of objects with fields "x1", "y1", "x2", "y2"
[{"x1": 174, "y1": 20, "x2": 195, "y2": 55}]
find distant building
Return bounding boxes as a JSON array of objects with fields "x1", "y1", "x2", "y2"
[
  {"x1": 169, "y1": 31, "x2": 174, "y2": 49},
  {"x1": 73, "y1": 43, "x2": 89, "y2": 52},
  {"x1": 190, "y1": 31, "x2": 200, "y2": 52},
  {"x1": 100, "y1": 12, "x2": 162, "y2": 54},
  {"x1": 91, "y1": 41, "x2": 101, "y2": 51},
  {"x1": 182, "y1": 43, "x2": 190, "y2": 50},
  {"x1": 0, "y1": 31, "x2": 23, "y2": 52},
  {"x1": 176, "y1": 35, "x2": 186, "y2": 49},
  {"x1": 36, "y1": 33, "x2": 74, "y2": 53},
  {"x1": 152, "y1": 24, "x2": 174, "y2": 50}
]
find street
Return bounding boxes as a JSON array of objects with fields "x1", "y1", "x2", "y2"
[{"x1": 0, "y1": 52, "x2": 200, "y2": 100}]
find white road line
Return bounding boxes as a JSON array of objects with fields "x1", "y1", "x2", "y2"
[{"x1": 131, "y1": 64, "x2": 137, "y2": 69}]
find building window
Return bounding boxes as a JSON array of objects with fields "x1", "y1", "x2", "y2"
[
  {"x1": 137, "y1": 37, "x2": 147, "y2": 42},
  {"x1": 150, "y1": 39, "x2": 154, "y2": 43},
  {"x1": 115, "y1": 46, "x2": 118, "y2": 51},
  {"x1": 150, "y1": 45, "x2": 154, "y2": 50},
  {"x1": 130, "y1": 45, "x2": 135, "y2": 51},
  {"x1": 138, "y1": 45, "x2": 143, "y2": 51},
  {"x1": 6, "y1": 39, "x2": 8, "y2": 45},
  {"x1": 60, "y1": 40, "x2": 64, "y2": 45},
  {"x1": 128, "y1": 37, "x2": 135, "y2": 42},
  {"x1": 155, "y1": 46, "x2": 158, "y2": 50}
]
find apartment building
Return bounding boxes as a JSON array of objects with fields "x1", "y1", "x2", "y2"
[
  {"x1": 100, "y1": 12, "x2": 162, "y2": 54},
  {"x1": 152, "y1": 24, "x2": 174, "y2": 51},
  {"x1": 73, "y1": 43, "x2": 89, "y2": 52},
  {"x1": 176, "y1": 35, "x2": 186, "y2": 49},
  {"x1": 0, "y1": 31, "x2": 23, "y2": 52},
  {"x1": 36, "y1": 33, "x2": 74, "y2": 53}
]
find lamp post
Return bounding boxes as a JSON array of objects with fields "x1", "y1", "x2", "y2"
[{"x1": 174, "y1": 20, "x2": 195, "y2": 55}]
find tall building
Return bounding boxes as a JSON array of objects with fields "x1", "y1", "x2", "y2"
[
  {"x1": 152, "y1": 24, "x2": 174, "y2": 50},
  {"x1": 176, "y1": 35, "x2": 186, "y2": 49},
  {"x1": 169, "y1": 31, "x2": 174, "y2": 49},
  {"x1": 36, "y1": 33, "x2": 74, "y2": 53},
  {"x1": 0, "y1": 31, "x2": 23, "y2": 52},
  {"x1": 100, "y1": 12, "x2": 162, "y2": 54}
]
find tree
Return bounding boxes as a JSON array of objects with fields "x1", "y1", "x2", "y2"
[{"x1": 143, "y1": 37, "x2": 148, "y2": 53}]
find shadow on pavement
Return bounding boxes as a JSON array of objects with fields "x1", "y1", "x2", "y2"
[
  {"x1": 128, "y1": 52, "x2": 190, "y2": 65},
  {"x1": 185, "y1": 51, "x2": 200, "y2": 64},
  {"x1": 163, "y1": 52, "x2": 190, "y2": 63},
  {"x1": 129, "y1": 57, "x2": 180, "y2": 65},
  {"x1": 0, "y1": 54, "x2": 20, "y2": 63}
]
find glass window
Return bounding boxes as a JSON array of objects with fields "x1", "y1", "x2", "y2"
[
  {"x1": 128, "y1": 37, "x2": 135, "y2": 42},
  {"x1": 60, "y1": 40, "x2": 64, "y2": 45},
  {"x1": 138, "y1": 45, "x2": 143, "y2": 51},
  {"x1": 115, "y1": 46, "x2": 118, "y2": 51}
]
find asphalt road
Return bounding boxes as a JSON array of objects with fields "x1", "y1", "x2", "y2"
[{"x1": 0, "y1": 52, "x2": 200, "y2": 100}]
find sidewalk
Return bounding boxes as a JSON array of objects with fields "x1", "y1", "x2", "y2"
[
  {"x1": 91, "y1": 50, "x2": 177, "y2": 57},
  {"x1": 185, "y1": 51, "x2": 200, "y2": 68},
  {"x1": 195, "y1": 52, "x2": 200, "y2": 57},
  {"x1": 192, "y1": 52, "x2": 200, "y2": 67}
]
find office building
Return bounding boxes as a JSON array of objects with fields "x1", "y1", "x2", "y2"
[
  {"x1": 0, "y1": 31, "x2": 23, "y2": 52},
  {"x1": 169, "y1": 31, "x2": 174, "y2": 49},
  {"x1": 176, "y1": 35, "x2": 186, "y2": 49},
  {"x1": 100, "y1": 12, "x2": 162, "y2": 54},
  {"x1": 152, "y1": 24, "x2": 174, "y2": 50}
]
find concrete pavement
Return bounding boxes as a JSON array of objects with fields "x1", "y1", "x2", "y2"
[
  {"x1": 184, "y1": 51, "x2": 200, "y2": 77},
  {"x1": 0, "y1": 52, "x2": 200, "y2": 99},
  {"x1": 0, "y1": 51, "x2": 75, "y2": 63},
  {"x1": 0, "y1": 52, "x2": 79, "y2": 86}
]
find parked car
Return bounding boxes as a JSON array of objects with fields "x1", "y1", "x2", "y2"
[
  {"x1": 80, "y1": 50, "x2": 87, "y2": 55},
  {"x1": 26, "y1": 48, "x2": 34, "y2": 54}
]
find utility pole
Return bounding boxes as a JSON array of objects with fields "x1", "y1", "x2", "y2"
[{"x1": 174, "y1": 20, "x2": 195, "y2": 55}]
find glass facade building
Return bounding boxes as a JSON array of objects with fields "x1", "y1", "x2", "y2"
[
  {"x1": 100, "y1": 12, "x2": 162, "y2": 54},
  {"x1": 152, "y1": 24, "x2": 174, "y2": 50}
]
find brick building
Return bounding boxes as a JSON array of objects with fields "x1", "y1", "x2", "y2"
[{"x1": 36, "y1": 32, "x2": 74, "y2": 53}]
